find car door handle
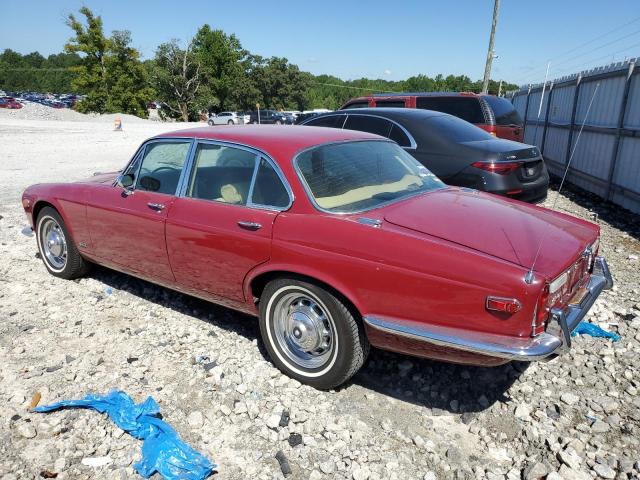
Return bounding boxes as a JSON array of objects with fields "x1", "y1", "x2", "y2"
[
  {"x1": 237, "y1": 221, "x2": 262, "y2": 231},
  {"x1": 147, "y1": 202, "x2": 165, "y2": 211}
]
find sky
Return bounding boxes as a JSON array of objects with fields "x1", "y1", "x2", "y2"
[{"x1": 1, "y1": 0, "x2": 639, "y2": 86}]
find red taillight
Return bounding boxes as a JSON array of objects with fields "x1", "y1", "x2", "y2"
[
  {"x1": 486, "y1": 296, "x2": 522, "y2": 314},
  {"x1": 471, "y1": 161, "x2": 522, "y2": 175},
  {"x1": 533, "y1": 286, "x2": 549, "y2": 336}
]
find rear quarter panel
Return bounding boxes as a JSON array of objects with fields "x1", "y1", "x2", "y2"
[{"x1": 248, "y1": 212, "x2": 544, "y2": 338}]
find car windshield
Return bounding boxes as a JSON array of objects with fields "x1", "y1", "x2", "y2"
[{"x1": 296, "y1": 140, "x2": 445, "y2": 213}]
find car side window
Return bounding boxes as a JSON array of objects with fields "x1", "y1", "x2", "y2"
[
  {"x1": 187, "y1": 143, "x2": 257, "y2": 205},
  {"x1": 415, "y1": 97, "x2": 485, "y2": 124},
  {"x1": 342, "y1": 101, "x2": 369, "y2": 109},
  {"x1": 250, "y1": 158, "x2": 290, "y2": 208},
  {"x1": 136, "y1": 141, "x2": 190, "y2": 195},
  {"x1": 375, "y1": 100, "x2": 405, "y2": 108},
  {"x1": 388, "y1": 124, "x2": 411, "y2": 147},
  {"x1": 305, "y1": 115, "x2": 345, "y2": 128},
  {"x1": 343, "y1": 115, "x2": 393, "y2": 137}
]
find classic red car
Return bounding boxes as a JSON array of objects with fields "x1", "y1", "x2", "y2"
[{"x1": 22, "y1": 126, "x2": 612, "y2": 389}]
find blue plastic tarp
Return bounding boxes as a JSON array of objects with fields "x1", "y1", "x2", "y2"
[
  {"x1": 571, "y1": 321, "x2": 620, "y2": 342},
  {"x1": 33, "y1": 390, "x2": 215, "y2": 480}
]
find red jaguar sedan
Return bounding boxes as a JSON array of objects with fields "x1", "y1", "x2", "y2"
[{"x1": 22, "y1": 126, "x2": 612, "y2": 389}]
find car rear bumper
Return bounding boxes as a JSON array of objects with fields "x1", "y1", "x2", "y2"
[{"x1": 364, "y1": 257, "x2": 612, "y2": 363}]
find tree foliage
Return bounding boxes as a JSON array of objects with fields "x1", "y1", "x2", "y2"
[
  {"x1": 0, "y1": 49, "x2": 81, "y2": 92},
  {"x1": 64, "y1": 7, "x2": 153, "y2": 116},
  {"x1": 1, "y1": 10, "x2": 519, "y2": 119},
  {"x1": 151, "y1": 40, "x2": 201, "y2": 121}
]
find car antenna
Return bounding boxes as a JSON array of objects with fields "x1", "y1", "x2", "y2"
[
  {"x1": 530, "y1": 62, "x2": 551, "y2": 148},
  {"x1": 524, "y1": 81, "x2": 600, "y2": 284}
]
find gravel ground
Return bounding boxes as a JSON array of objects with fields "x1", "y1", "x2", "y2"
[{"x1": 0, "y1": 115, "x2": 639, "y2": 480}]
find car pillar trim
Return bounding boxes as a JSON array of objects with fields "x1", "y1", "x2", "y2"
[{"x1": 364, "y1": 257, "x2": 612, "y2": 362}]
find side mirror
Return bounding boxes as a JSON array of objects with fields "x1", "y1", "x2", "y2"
[{"x1": 116, "y1": 173, "x2": 135, "y2": 189}]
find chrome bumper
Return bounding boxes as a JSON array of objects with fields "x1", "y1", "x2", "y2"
[{"x1": 364, "y1": 256, "x2": 613, "y2": 362}]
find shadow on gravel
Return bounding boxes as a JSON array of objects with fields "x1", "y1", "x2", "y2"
[
  {"x1": 547, "y1": 175, "x2": 640, "y2": 242},
  {"x1": 89, "y1": 265, "x2": 261, "y2": 341},
  {"x1": 351, "y1": 349, "x2": 527, "y2": 414},
  {"x1": 89, "y1": 265, "x2": 527, "y2": 415}
]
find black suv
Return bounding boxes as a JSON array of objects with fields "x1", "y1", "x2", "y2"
[{"x1": 247, "y1": 110, "x2": 290, "y2": 125}]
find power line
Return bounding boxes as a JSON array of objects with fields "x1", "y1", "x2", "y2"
[
  {"x1": 549, "y1": 41, "x2": 640, "y2": 78},
  {"x1": 512, "y1": 16, "x2": 640, "y2": 83}
]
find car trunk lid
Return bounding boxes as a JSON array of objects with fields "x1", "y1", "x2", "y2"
[{"x1": 382, "y1": 188, "x2": 597, "y2": 279}]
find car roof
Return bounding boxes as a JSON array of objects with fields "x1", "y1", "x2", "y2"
[
  {"x1": 154, "y1": 125, "x2": 384, "y2": 157},
  {"x1": 308, "y1": 107, "x2": 448, "y2": 121}
]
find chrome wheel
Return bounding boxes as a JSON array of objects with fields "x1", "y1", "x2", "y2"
[
  {"x1": 273, "y1": 293, "x2": 334, "y2": 369},
  {"x1": 40, "y1": 217, "x2": 67, "y2": 270}
]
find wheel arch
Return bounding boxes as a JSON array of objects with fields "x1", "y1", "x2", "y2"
[
  {"x1": 31, "y1": 199, "x2": 78, "y2": 243},
  {"x1": 247, "y1": 268, "x2": 364, "y2": 320}
]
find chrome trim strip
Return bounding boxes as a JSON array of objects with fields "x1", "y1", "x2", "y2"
[
  {"x1": 364, "y1": 257, "x2": 613, "y2": 362},
  {"x1": 364, "y1": 316, "x2": 561, "y2": 361}
]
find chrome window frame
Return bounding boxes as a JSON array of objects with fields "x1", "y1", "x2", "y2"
[
  {"x1": 292, "y1": 139, "x2": 445, "y2": 216},
  {"x1": 180, "y1": 139, "x2": 294, "y2": 212},
  {"x1": 113, "y1": 137, "x2": 195, "y2": 197},
  {"x1": 300, "y1": 113, "x2": 417, "y2": 150}
]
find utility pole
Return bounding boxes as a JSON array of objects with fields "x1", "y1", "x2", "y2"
[
  {"x1": 497, "y1": 80, "x2": 503, "y2": 97},
  {"x1": 482, "y1": 0, "x2": 501, "y2": 94}
]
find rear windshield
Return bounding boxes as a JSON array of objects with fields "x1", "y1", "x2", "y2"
[
  {"x1": 483, "y1": 96, "x2": 523, "y2": 126},
  {"x1": 295, "y1": 140, "x2": 444, "y2": 213},
  {"x1": 425, "y1": 115, "x2": 495, "y2": 142},
  {"x1": 415, "y1": 96, "x2": 485, "y2": 124}
]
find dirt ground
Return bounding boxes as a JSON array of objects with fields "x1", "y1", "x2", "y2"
[{"x1": 0, "y1": 114, "x2": 639, "y2": 480}]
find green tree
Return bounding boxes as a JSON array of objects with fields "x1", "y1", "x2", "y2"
[
  {"x1": 151, "y1": 39, "x2": 201, "y2": 121},
  {"x1": 64, "y1": 7, "x2": 153, "y2": 117},
  {"x1": 105, "y1": 30, "x2": 154, "y2": 117},
  {"x1": 65, "y1": 7, "x2": 109, "y2": 113},
  {"x1": 192, "y1": 24, "x2": 247, "y2": 111}
]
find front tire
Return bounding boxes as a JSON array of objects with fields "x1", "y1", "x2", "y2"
[
  {"x1": 36, "y1": 207, "x2": 90, "y2": 279},
  {"x1": 227, "y1": 120, "x2": 234, "y2": 125},
  {"x1": 259, "y1": 278, "x2": 369, "y2": 389}
]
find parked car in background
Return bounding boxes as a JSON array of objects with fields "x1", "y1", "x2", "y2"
[
  {"x1": 301, "y1": 108, "x2": 548, "y2": 202},
  {"x1": 247, "y1": 109, "x2": 289, "y2": 124},
  {"x1": 295, "y1": 111, "x2": 322, "y2": 124},
  {"x1": 340, "y1": 92, "x2": 524, "y2": 142},
  {"x1": 0, "y1": 97, "x2": 23, "y2": 109},
  {"x1": 22, "y1": 125, "x2": 610, "y2": 389},
  {"x1": 282, "y1": 110, "x2": 301, "y2": 121},
  {"x1": 208, "y1": 111, "x2": 244, "y2": 125}
]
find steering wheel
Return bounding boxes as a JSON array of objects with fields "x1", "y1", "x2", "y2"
[{"x1": 151, "y1": 166, "x2": 176, "y2": 174}]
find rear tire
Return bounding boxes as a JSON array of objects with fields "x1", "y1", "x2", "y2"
[
  {"x1": 36, "y1": 207, "x2": 90, "y2": 280},
  {"x1": 259, "y1": 278, "x2": 369, "y2": 389}
]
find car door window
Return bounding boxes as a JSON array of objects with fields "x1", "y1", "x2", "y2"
[
  {"x1": 375, "y1": 100, "x2": 406, "y2": 108},
  {"x1": 388, "y1": 124, "x2": 412, "y2": 147},
  {"x1": 344, "y1": 115, "x2": 393, "y2": 137},
  {"x1": 136, "y1": 141, "x2": 190, "y2": 194},
  {"x1": 415, "y1": 97, "x2": 485, "y2": 124},
  {"x1": 305, "y1": 115, "x2": 345, "y2": 128},
  {"x1": 187, "y1": 143, "x2": 257, "y2": 205},
  {"x1": 250, "y1": 158, "x2": 290, "y2": 209}
]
